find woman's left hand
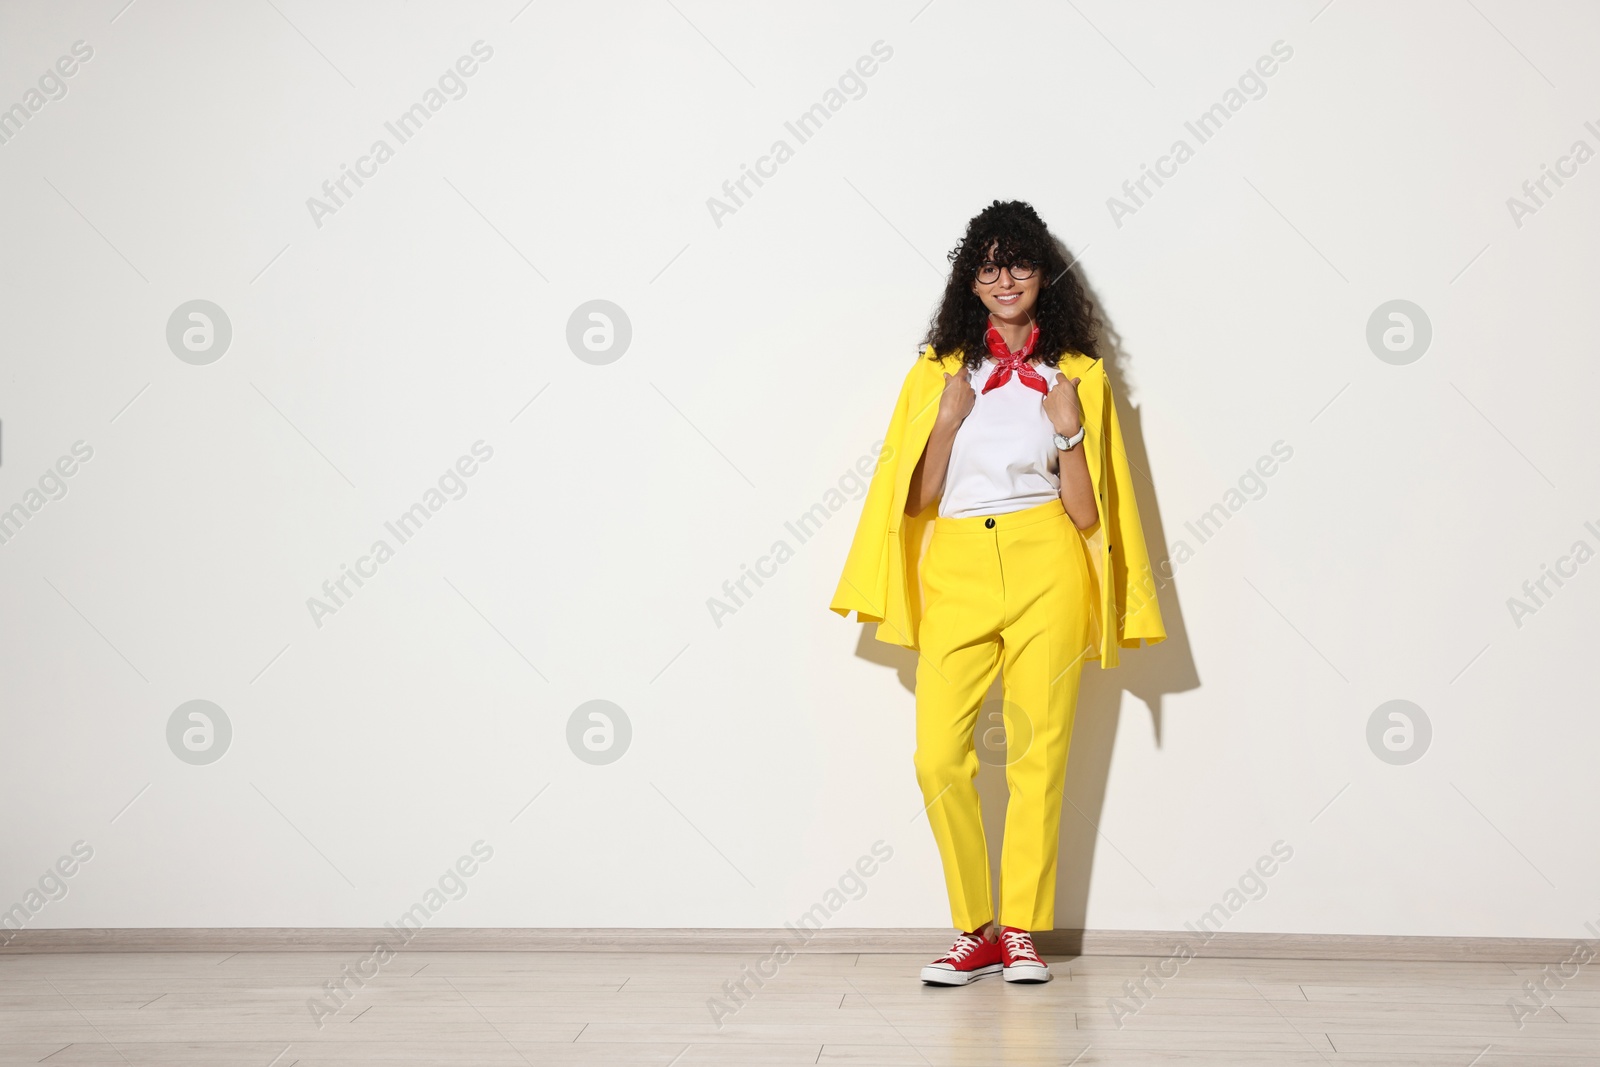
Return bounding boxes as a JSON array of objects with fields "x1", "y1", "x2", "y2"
[{"x1": 1044, "y1": 372, "x2": 1084, "y2": 435}]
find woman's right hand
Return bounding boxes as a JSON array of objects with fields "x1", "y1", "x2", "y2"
[
  {"x1": 936, "y1": 366, "x2": 975, "y2": 427},
  {"x1": 908, "y1": 367, "x2": 971, "y2": 516}
]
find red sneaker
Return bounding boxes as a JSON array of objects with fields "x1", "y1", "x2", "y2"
[
  {"x1": 999, "y1": 926, "x2": 1050, "y2": 983},
  {"x1": 919, "y1": 930, "x2": 1003, "y2": 985}
]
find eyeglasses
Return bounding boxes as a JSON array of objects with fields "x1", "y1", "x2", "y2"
[{"x1": 975, "y1": 259, "x2": 1036, "y2": 284}]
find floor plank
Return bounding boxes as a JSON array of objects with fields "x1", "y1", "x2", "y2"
[{"x1": 1, "y1": 948, "x2": 1596, "y2": 1065}]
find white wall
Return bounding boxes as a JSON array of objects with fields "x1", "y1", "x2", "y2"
[{"x1": 3, "y1": 0, "x2": 1597, "y2": 940}]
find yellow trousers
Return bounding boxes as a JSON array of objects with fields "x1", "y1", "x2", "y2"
[{"x1": 913, "y1": 497, "x2": 1094, "y2": 933}]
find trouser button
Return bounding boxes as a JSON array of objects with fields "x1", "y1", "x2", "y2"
[{"x1": 984, "y1": 517, "x2": 996, "y2": 529}]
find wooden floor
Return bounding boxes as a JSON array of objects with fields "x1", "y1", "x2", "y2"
[{"x1": 1, "y1": 947, "x2": 1595, "y2": 1065}]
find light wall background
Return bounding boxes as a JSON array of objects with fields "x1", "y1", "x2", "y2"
[{"x1": 3, "y1": 0, "x2": 1598, "y2": 938}]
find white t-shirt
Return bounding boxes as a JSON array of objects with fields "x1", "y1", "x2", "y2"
[{"x1": 938, "y1": 357, "x2": 1066, "y2": 519}]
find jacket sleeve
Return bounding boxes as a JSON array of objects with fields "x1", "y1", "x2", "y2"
[
  {"x1": 828, "y1": 353, "x2": 924, "y2": 624},
  {"x1": 1083, "y1": 359, "x2": 1166, "y2": 664}
]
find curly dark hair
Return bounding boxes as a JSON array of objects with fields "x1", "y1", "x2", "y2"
[{"x1": 922, "y1": 199, "x2": 1101, "y2": 371}]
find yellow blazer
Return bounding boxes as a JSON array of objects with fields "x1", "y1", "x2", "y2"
[{"x1": 829, "y1": 346, "x2": 1165, "y2": 669}]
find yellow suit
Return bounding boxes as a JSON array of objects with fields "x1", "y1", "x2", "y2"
[
  {"x1": 829, "y1": 345, "x2": 1165, "y2": 668},
  {"x1": 829, "y1": 344, "x2": 1166, "y2": 932}
]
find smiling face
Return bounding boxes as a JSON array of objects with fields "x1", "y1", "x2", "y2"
[{"x1": 969, "y1": 239, "x2": 1043, "y2": 322}]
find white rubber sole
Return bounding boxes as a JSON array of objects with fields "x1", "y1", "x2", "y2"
[
  {"x1": 920, "y1": 962, "x2": 1002, "y2": 986},
  {"x1": 1003, "y1": 962, "x2": 1052, "y2": 983}
]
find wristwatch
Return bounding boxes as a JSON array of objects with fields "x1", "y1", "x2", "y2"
[{"x1": 1053, "y1": 425, "x2": 1086, "y2": 451}]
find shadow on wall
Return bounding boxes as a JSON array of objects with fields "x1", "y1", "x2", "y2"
[{"x1": 846, "y1": 272, "x2": 1200, "y2": 933}]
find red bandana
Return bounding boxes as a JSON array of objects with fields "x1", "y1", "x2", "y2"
[{"x1": 980, "y1": 319, "x2": 1046, "y2": 396}]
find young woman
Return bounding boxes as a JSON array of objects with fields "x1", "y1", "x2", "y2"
[{"x1": 830, "y1": 200, "x2": 1166, "y2": 985}]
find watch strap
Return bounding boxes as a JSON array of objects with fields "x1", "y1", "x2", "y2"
[{"x1": 1055, "y1": 424, "x2": 1086, "y2": 450}]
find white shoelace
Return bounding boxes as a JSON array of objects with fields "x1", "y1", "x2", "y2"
[
  {"x1": 1001, "y1": 929, "x2": 1042, "y2": 963},
  {"x1": 938, "y1": 932, "x2": 984, "y2": 963}
]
